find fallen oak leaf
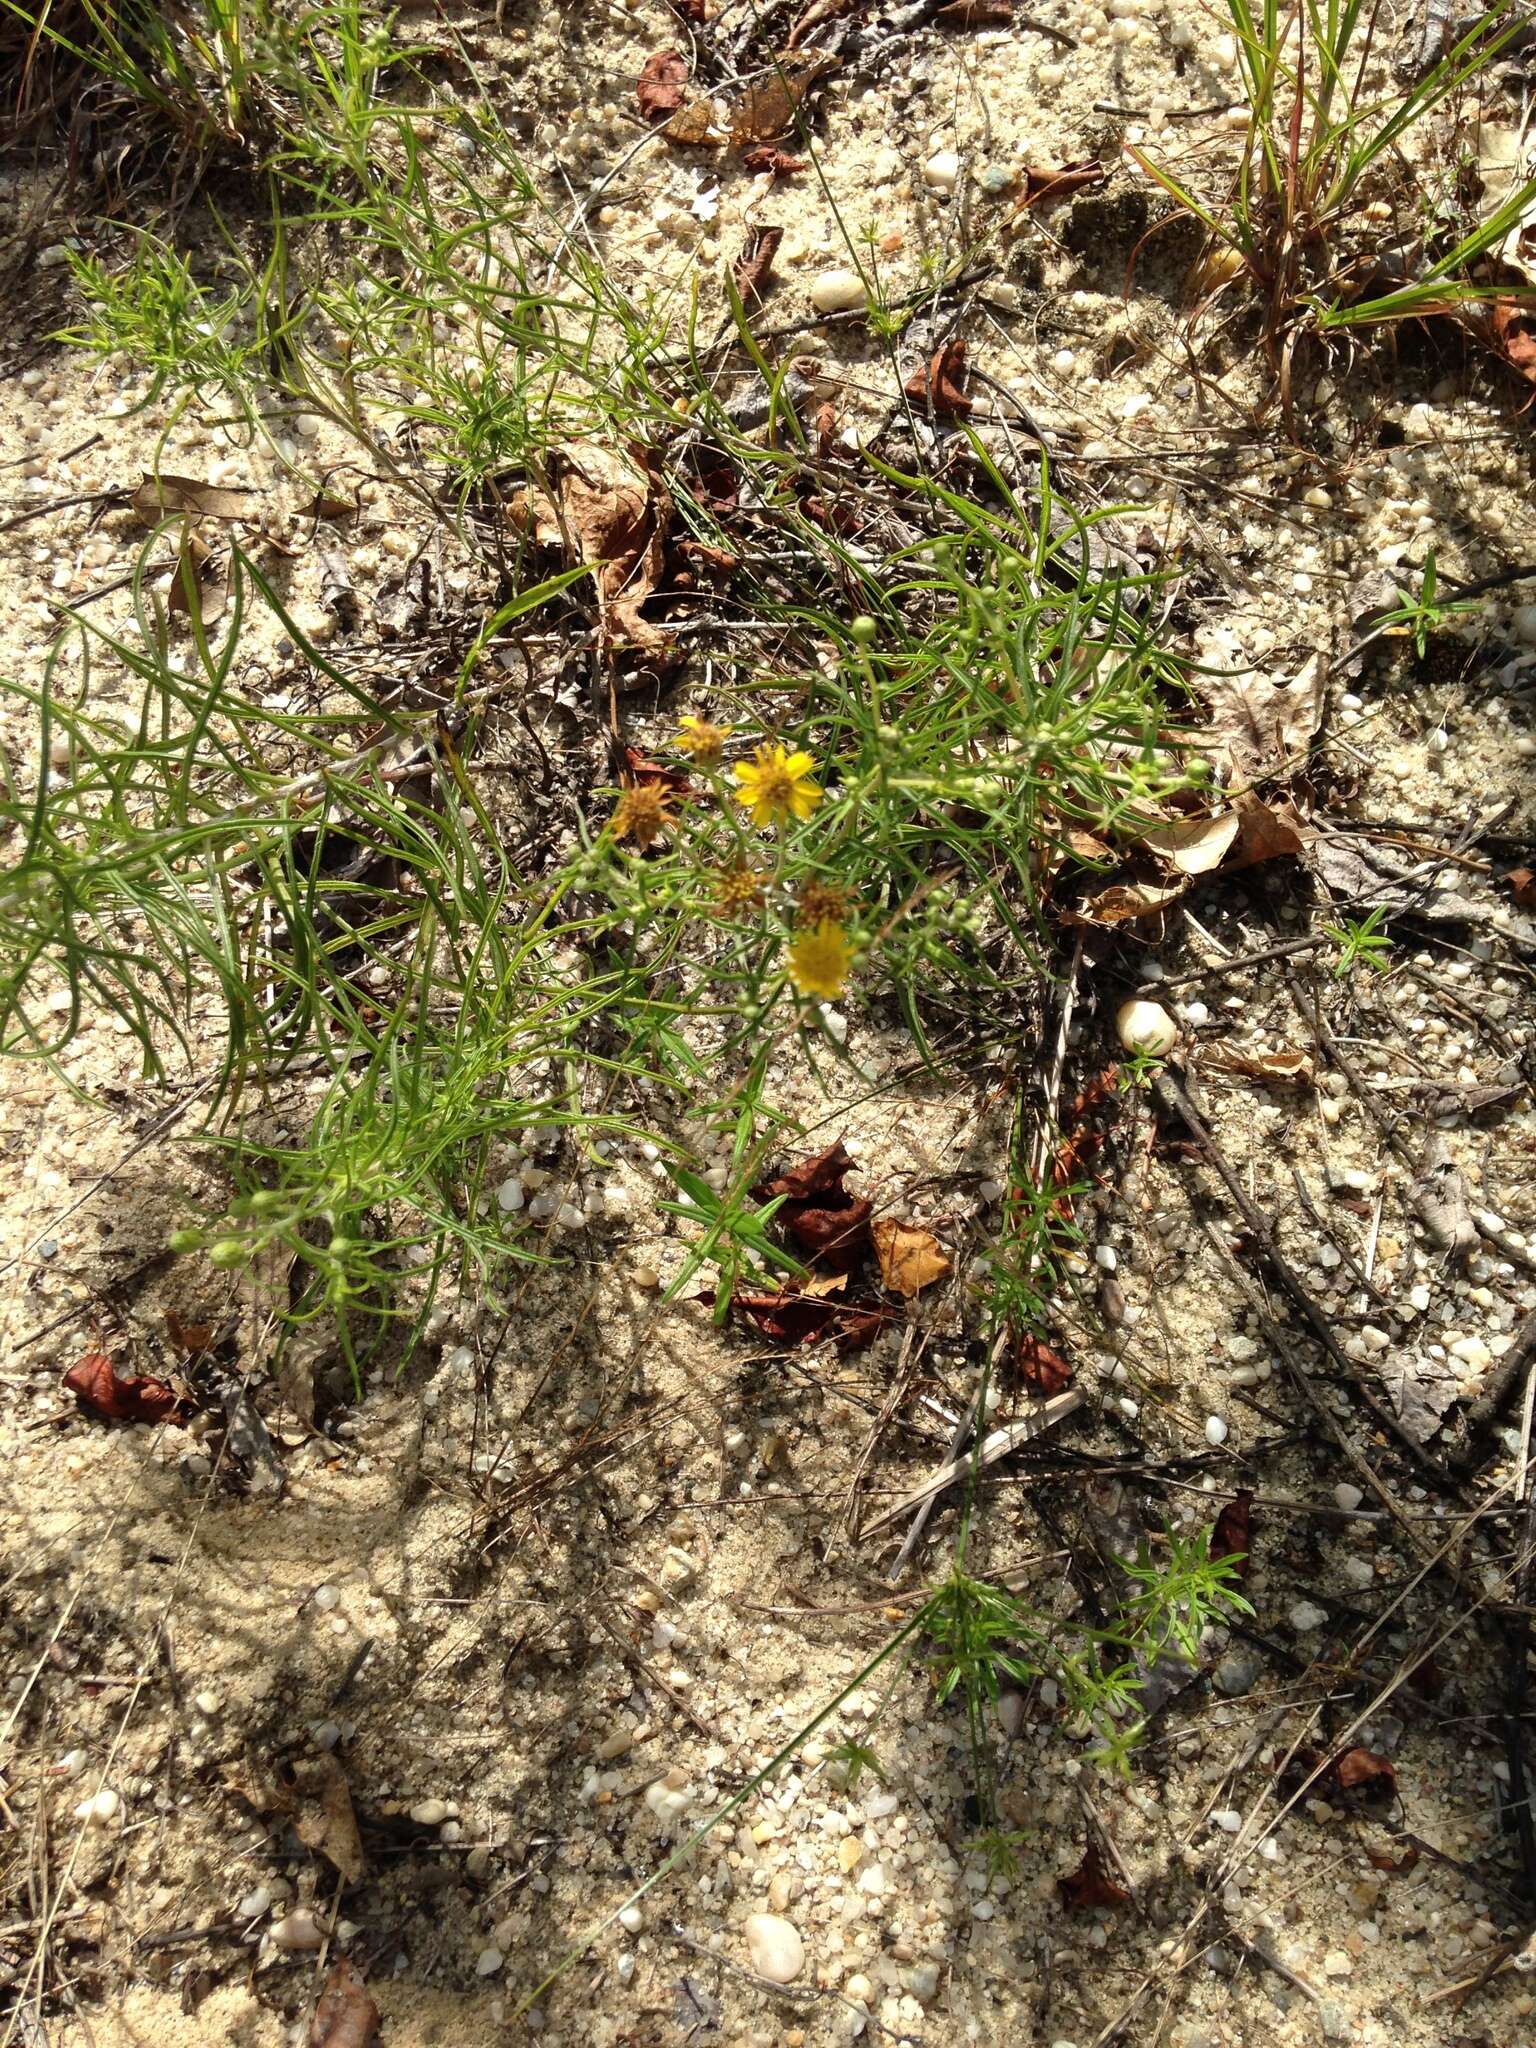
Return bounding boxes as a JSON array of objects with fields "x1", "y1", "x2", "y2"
[
  {"x1": 309, "y1": 1957, "x2": 380, "y2": 2048},
  {"x1": 903, "y1": 336, "x2": 972, "y2": 416},
  {"x1": 871, "y1": 1218, "x2": 952, "y2": 1298},
  {"x1": 63, "y1": 1351, "x2": 183, "y2": 1424},
  {"x1": 1058, "y1": 1841, "x2": 1129, "y2": 1910},
  {"x1": 638, "y1": 49, "x2": 689, "y2": 124},
  {"x1": 733, "y1": 223, "x2": 784, "y2": 305},
  {"x1": 1507, "y1": 865, "x2": 1536, "y2": 907},
  {"x1": 620, "y1": 743, "x2": 691, "y2": 795},
  {"x1": 730, "y1": 1284, "x2": 887, "y2": 1352},
  {"x1": 1230, "y1": 793, "x2": 1307, "y2": 866}
]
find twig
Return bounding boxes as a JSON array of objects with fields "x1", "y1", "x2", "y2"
[
  {"x1": 882, "y1": 940, "x2": 1083, "y2": 1577},
  {"x1": 1155, "y1": 1068, "x2": 1464, "y2": 1489}
]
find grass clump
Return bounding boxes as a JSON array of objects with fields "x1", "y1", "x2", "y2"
[{"x1": 1132, "y1": 0, "x2": 1536, "y2": 389}]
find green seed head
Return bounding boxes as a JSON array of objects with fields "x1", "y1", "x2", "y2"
[{"x1": 849, "y1": 615, "x2": 879, "y2": 646}]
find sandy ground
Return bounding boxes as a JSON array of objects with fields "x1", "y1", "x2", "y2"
[{"x1": 4, "y1": 3, "x2": 1536, "y2": 2045}]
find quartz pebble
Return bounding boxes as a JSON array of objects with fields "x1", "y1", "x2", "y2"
[
  {"x1": 476, "y1": 1946, "x2": 504, "y2": 1976},
  {"x1": 743, "y1": 1912, "x2": 805, "y2": 1984},
  {"x1": 271, "y1": 1909, "x2": 324, "y2": 1951},
  {"x1": 193, "y1": 1689, "x2": 223, "y2": 1717},
  {"x1": 75, "y1": 1788, "x2": 120, "y2": 1825},
  {"x1": 923, "y1": 149, "x2": 961, "y2": 193},
  {"x1": 810, "y1": 268, "x2": 868, "y2": 315},
  {"x1": 1116, "y1": 999, "x2": 1177, "y2": 1058},
  {"x1": 410, "y1": 1798, "x2": 451, "y2": 1826},
  {"x1": 618, "y1": 1904, "x2": 644, "y2": 1934},
  {"x1": 1204, "y1": 1415, "x2": 1228, "y2": 1447},
  {"x1": 1290, "y1": 1599, "x2": 1329, "y2": 1632},
  {"x1": 237, "y1": 1886, "x2": 272, "y2": 1919},
  {"x1": 1333, "y1": 1483, "x2": 1364, "y2": 1512}
]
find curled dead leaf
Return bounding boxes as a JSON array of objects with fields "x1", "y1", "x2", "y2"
[
  {"x1": 638, "y1": 49, "x2": 689, "y2": 124},
  {"x1": 1016, "y1": 1332, "x2": 1072, "y2": 1396},
  {"x1": 935, "y1": 0, "x2": 1014, "y2": 21},
  {"x1": 1332, "y1": 1747, "x2": 1397, "y2": 1800},
  {"x1": 1058, "y1": 1840, "x2": 1129, "y2": 1910},
  {"x1": 903, "y1": 336, "x2": 972, "y2": 416},
  {"x1": 740, "y1": 144, "x2": 807, "y2": 176},
  {"x1": 871, "y1": 1219, "x2": 952, "y2": 1298},
  {"x1": 1201, "y1": 1044, "x2": 1315, "y2": 1086},
  {"x1": 63, "y1": 1351, "x2": 183, "y2": 1424},
  {"x1": 129, "y1": 473, "x2": 263, "y2": 524},
  {"x1": 733, "y1": 224, "x2": 784, "y2": 305},
  {"x1": 664, "y1": 99, "x2": 723, "y2": 146},
  {"x1": 277, "y1": 1754, "x2": 367, "y2": 1884},
  {"x1": 1492, "y1": 298, "x2": 1536, "y2": 388},
  {"x1": 1017, "y1": 159, "x2": 1107, "y2": 211},
  {"x1": 309, "y1": 1957, "x2": 380, "y2": 2048},
  {"x1": 730, "y1": 1284, "x2": 887, "y2": 1351},
  {"x1": 1062, "y1": 876, "x2": 1187, "y2": 927},
  {"x1": 555, "y1": 443, "x2": 676, "y2": 674},
  {"x1": 1141, "y1": 810, "x2": 1241, "y2": 876},
  {"x1": 730, "y1": 51, "x2": 838, "y2": 149},
  {"x1": 1211, "y1": 1489, "x2": 1253, "y2": 1582}
]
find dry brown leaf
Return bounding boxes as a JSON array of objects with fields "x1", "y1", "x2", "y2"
[
  {"x1": 166, "y1": 522, "x2": 227, "y2": 629},
  {"x1": 733, "y1": 224, "x2": 784, "y2": 305},
  {"x1": 1062, "y1": 876, "x2": 1187, "y2": 927},
  {"x1": 935, "y1": 0, "x2": 1014, "y2": 22},
  {"x1": 1203, "y1": 1044, "x2": 1315, "y2": 1085},
  {"x1": 740, "y1": 144, "x2": 807, "y2": 176},
  {"x1": 1017, "y1": 159, "x2": 1106, "y2": 211},
  {"x1": 903, "y1": 336, "x2": 972, "y2": 416},
  {"x1": 1507, "y1": 864, "x2": 1536, "y2": 906},
  {"x1": 663, "y1": 98, "x2": 723, "y2": 145},
  {"x1": 130, "y1": 473, "x2": 263, "y2": 524},
  {"x1": 1230, "y1": 792, "x2": 1307, "y2": 866},
  {"x1": 1057, "y1": 1840, "x2": 1130, "y2": 1909},
  {"x1": 297, "y1": 489, "x2": 358, "y2": 522},
  {"x1": 309, "y1": 1958, "x2": 380, "y2": 2048},
  {"x1": 637, "y1": 49, "x2": 688, "y2": 124},
  {"x1": 63, "y1": 1351, "x2": 183, "y2": 1424},
  {"x1": 280, "y1": 1754, "x2": 367, "y2": 1885},
  {"x1": 556, "y1": 443, "x2": 675, "y2": 671},
  {"x1": 1203, "y1": 655, "x2": 1325, "y2": 782},
  {"x1": 1492, "y1": 298, "x2": 1536, "y2": 387},
  {"x1": 1141, "y1": 810, "x2": 1240, "y2": 876},
  {"x1": 1016, "y1": 1332, "x2": 1072, "y2": 1396},
  {"x1": 871, "y1": 1219, "x2": 952, "y2": 1298},
  {"x1": 730, "y1": 51, "x2": 838, "y2": 149}
]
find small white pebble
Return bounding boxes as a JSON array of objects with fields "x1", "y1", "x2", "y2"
[{"x1": 1204, "y1": 1415, "x2": 1229, "y2": 1446}]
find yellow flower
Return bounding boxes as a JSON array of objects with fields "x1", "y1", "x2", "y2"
[
  {"x1": 787, "y1": 919, "x2": 854, "y2": 1000},
  {"x1": 711, "y1": 862, "x2": 767, "y2": 915},
  {"x1": 675, "y1": 714, "x2": 732, "y2": 765},
  {"x1": 611, "y1": 783, "x2": 673, "y2": 850},
  {"x1": 733, "y1": 742, "x2": 822, "y2": 828}
]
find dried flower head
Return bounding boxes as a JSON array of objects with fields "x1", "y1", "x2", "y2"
[
  {"x1": 611, "y1": 783, "x2": 673, "y2": 849},
  {"x1": 786, "y1": 919, "x2": 854, "y2": 1000},
  {"x1": 794, "y1": 876, "x2": 850, "y2": 926},
  {"x1": 675, "y1": 714, "x2": 732, "y2": 766},
  {"x1": 733, "y1": 742, "x2": 822, "y2": 828},
  {"x1": 711, "y1": 862, "x2": 767, "y2": 915}
]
